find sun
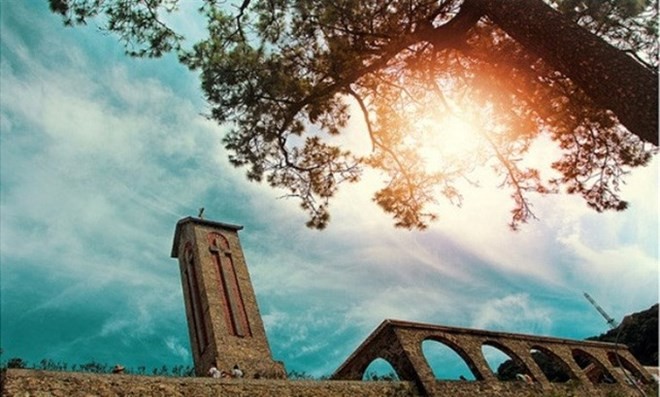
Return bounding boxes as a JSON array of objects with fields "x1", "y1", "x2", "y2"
[{"x1": 412, "y1": 106, "x2": 486, "y2": 174}]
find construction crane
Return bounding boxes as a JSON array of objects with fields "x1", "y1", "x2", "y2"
[
  {"x1": 583, "y1": 293, "x2": 648, "y2": 397},
  {"x1": 583, "y1": 292, "x2": 619, "y2": 329}
]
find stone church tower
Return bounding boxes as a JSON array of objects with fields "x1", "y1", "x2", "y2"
[{"x1": 171, "y1": 217, "x2": 286, "y2": 378}]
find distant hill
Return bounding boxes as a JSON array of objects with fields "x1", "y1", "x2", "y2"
[
  {"x1": 586, "y1": 303, "x2": 658, "y2": 366},
  {"x1": 497, "y1": 303, "x2": 659, "y2": 380}
]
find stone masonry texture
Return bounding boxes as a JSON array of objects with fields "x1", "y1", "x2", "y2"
[
  {"x1": 1, "y1": 369, "x2": 420, "y2": 397},
  {"x1": 331, "y1": 319, "x2": 655, "y2": 396},
  {"x1": 171, "y1": 217, "x2": 285, "y2": 378},
  {"x1": 1, "y1": 368, "x2": 655, "y2": 397}
]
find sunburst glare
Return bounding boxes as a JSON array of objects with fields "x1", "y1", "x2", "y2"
[{"x1": 414, "y1": 110, "x2": 484, "y2": 173}]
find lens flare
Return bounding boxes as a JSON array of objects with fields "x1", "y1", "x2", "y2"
[{"x1": 412, "y1": 106, "x2": 485, "y2": 174}]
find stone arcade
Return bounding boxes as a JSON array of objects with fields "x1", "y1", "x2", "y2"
[{"x1": 1, "y1": 216, "x2": 655, "y2": 397}]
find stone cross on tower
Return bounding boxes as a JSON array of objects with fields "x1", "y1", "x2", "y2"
[{"x1": 171, "y1": 217, "x2": 285, "y2": 378}]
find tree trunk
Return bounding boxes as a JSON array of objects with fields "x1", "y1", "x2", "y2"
[{"x1": 463, "y1": 0, "x2": 658, "y2": 145}]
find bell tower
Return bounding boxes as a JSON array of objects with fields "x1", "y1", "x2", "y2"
[{"x1": 171, "y1": 216, "x2": 286, "y2": 378}]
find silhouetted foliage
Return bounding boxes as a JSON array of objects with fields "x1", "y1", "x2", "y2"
[
  {"x1": 587, "y1": 303, "x2": 659, "y2": 366},
  {"x1": 0, "y1": 354, "x2": 195, "y2": 377},
  {"x1": 287, "y1": 370, "x2": 316, "y2": 379},
  {"x1": 77, "y1": 361, "x2": 110, "y2": 373},
  {"x1": 170, "y1": 364, "x2": 195, "y2": 377},
  {"x1": 556, "y1": 0, "x2": 658, "y2": 70},
  {"x1": 497, "y1": 303, "x2": 660, "y2": 380},
  {"x1": 496, "y1": 358, "x2": 526, "y2": 381},
  {"x1": 496, "y1": 351, "x2": 574, "y2": 382},
  {"x1": 6, "y1": 357, "x2": 27, "y2": 369},
  {"x1": 48, "y1": 0, "x2": 658, "y2": 230},
  {"x1": 364, "y1": 371, "x2": 400, "y2": 381},
  {"x1": 533, "y1": 351, "x2": 572, "y2": 382},
  {"x1": 37, "y1": 359, "x2": 69, "y2": 372}
]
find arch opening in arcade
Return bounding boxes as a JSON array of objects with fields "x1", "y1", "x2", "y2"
[
  {"x1": 607, "y1": 351, "x2": 652, "y2": 385},
  {"x1": 422, "y1": 338, "x2": 479, "y2": 381},
  {"x1": 361, "y1": 358, "x2": 400, "y2": 381},
  {"x1": 481, "y1": 341, "x2": 530, "y2": 382},
  {"x1": 529, "y1": 346, "x2": 575, "y2": 383},
  {"x1": 572, "y1": 348, "x2": 617, "y2": 385}
]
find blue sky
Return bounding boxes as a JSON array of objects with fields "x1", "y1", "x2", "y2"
[{"x1": 1, "y1": 0, "x2": 658, "y2": 378}]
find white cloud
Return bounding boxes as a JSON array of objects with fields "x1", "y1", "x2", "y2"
[
  {"x1": 0, "y1": 11, "x2": 222, "y2": 366},
  {"x1": 471, "y1": 293, "x2": 553, "y2": 335},
  {"x1": 557, "y1": 223, "x2": 658, "y2": 309},
  {"x1": 2, "y1": 0, "x2": 657, "y2": 376},
  {"x1": 341, "y1": 279, "x2": 480, "y2": 333},
  {"x1": 100, "y1": 317, "x2": 133, "y2": 337},
  {"x1": 164, "y1": 336, "x2": 190, "y2": 361}
]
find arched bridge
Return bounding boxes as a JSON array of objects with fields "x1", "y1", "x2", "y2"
[{"x1": 332, "y1": 319, "x2": 654, "y2": 397}]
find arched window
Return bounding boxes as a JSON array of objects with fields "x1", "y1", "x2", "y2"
[
  {"x1": 184, "y1": 243, "x2": 208, "y2": 354},
  {"x1": 481, "y1": 341, "x2": 530, "y2": 382},
  {"x1": 362, "y1": 358, "x2": 400, "y2": 381},
  {"x1": 422, "y1": 338, "x2": 479, "y2": 381},
  {"x1": 529, "y1": 346, "x2": 575, "y2": 383},
  {"x1": 207, "y1": 232, "x2": 251, "y2": 337},
  {"x1": 572, "y1": 348, "x2": 617, "y2": 384}
]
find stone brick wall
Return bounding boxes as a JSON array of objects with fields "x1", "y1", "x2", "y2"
[
  {"x1": 1, "y1": 369, "x2": 419, "y2": 397},
  {"x1": 2, "y1": 369, "x2": 653, "y2": 397},
  {"x1": 171, "y1": 218, "x2": 285, "y2": 378}
]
